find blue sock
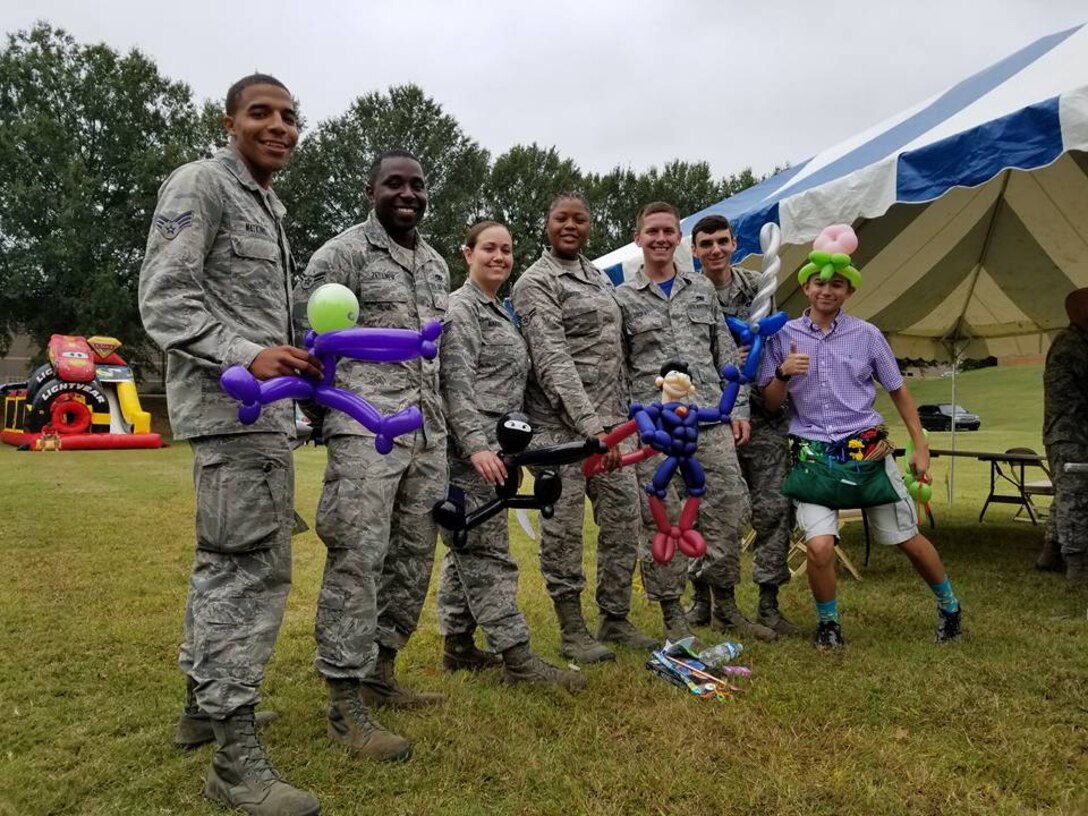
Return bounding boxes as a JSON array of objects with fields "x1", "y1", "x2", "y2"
[
  {"x1": 814, "y1": 597, "x2": 839, "y2": 623},
  {"x1": 929, "y1": 577, "x2": 960, "y2": 613}
]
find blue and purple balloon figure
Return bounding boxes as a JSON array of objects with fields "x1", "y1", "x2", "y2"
[{"x1": 220, "y1": 283, "x2": 441, "y2": 454}]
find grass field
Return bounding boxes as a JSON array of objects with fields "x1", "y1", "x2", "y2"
[{"x1": 1, "y1": 364, "x2": 1086, "y2": 815}]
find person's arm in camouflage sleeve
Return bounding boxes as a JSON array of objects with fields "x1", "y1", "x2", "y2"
[
  {"x1": 139, "y1": 164, "x2": 319, "y2": 380},
  {"x1": 440, "y1": 297, "x2": 490, "y2": 458},
  {"x1": 710, "y1": 296, "x2": 751, "y2": 436},
  {"x1": 513, "y1": 274, "x2": 605, "y2": 438}
]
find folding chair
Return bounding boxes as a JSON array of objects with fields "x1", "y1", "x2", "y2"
[
  {"x1": 787, "y1": 510, "x2": 865, "y2": 581},
  {"x1": 1001, "y1": 447, "x2": 1054, "y2": 524}
]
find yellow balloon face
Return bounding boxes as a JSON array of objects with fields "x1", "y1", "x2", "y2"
[{"x1": 307, "y1": 283, "x2": 359, "y2": 333}]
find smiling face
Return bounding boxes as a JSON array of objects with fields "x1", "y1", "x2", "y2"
[
  {"x1": 223, "y1": 83, "x2": 298, "y2": 187},
  {"x1": 546, "y1": 198, "x2": 591, "y2": 260},
  {"x1": 657, "y1": 368, "x2": 696, "y2": 403},
  {"x1": 635, "y1": 211, "x2": 682, "y2": 269},
  {"x1": 803, "y1": 274, "x2": 855, "y2": 318},
  {"x1": 691, "y1": 227, "x2": 736, "y2": 276},
  {"x1": 464, "y1": 225, "x2": 514, "y2": 296},
  {"x1": 367, "y1": 156, "x2": 428, "y2": 244}
]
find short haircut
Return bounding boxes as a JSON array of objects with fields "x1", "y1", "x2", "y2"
[
  {"x1": 691, "y1": 214, "x2": 733, "y2": 243},
  {"x1": 225, "y1": 74, "x2": 289, "y2": 115},
  {"x1": 636, "y1": 201, "x2": 680, "y2": 231},
  {"x1": 464, "y1": 220, "x2": 509, "y2": 249},
  {"x1": 659, "y1": 359, "x2": 689, "y2": 378},
  {"x1": 368, "y1": 149, "x2": 423, "y2": 186},
  {"x1": 547, "y1": 191, "x2": 591, "y2": 217}
]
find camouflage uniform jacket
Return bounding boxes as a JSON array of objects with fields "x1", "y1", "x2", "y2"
[
  {"x1": 293, "y1": 213, "x2": 449, "y2": 447},
  {"x1": 712, "y1": 264, "x2": 784, "y2": 421},
  {"x1": 712, "y1": 264, "x2": 765, "y2": 323},
  {"x1": 1044, "y1": 325, "x2": 1088, "y2": 447},
  {"x1": 510, "y1": 250, "x2": 628, "y2": 438},
  {"x1": 441, "y1": 280, "x2": 530, "y2": 459},
  {"x1": 138, "y1": 147, "x2": 294, "y2": 441},
  {"x1": 615, "y1": 266, "x2": 748, "y2": 420}
]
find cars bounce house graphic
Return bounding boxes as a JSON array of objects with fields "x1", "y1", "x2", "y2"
[{"x1": 2, "y1": 335, "x2": 162, "y2": 451}]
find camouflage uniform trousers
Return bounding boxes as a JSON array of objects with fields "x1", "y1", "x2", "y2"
[
  {"x1": 532, "y1": 425, "x2": 640, "y2": 617},
  {"x1": 313, "y1": 431, "x2": 446, "y2": 679},
  {"x1": 644, "y1": 424, "x2": 749, "y2": 597},
  {"x1": 736, "y1": 411, "x2": 793, "y2": 587},
  {"x1": 436, "y1": 459, "x2": 531, "y2": 653},
  {"x1": 180, "y1": 432, "x2": 295, "y2": 719},
  {"x1": 1044, "y1": 442, "x2": 1088, "y2": 564}
]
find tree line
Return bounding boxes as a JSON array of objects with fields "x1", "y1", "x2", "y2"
[{"x1": 0, "y1": 23, "x2": 773, "y2": 373}]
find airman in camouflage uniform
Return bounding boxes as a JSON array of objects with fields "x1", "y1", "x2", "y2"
[
  {"x1": 139, "y1": 75, "x2": 320, "y2": 815},
  {"x1": 617, "y1": 203, "x2": 770, "y2": 643},
  {"x1": 510, "y1": 194, "x2": 654, "y2": 664},
  {"x1": 436, "y1": 223, "x2": 586, "y2": 692},
  {"x1": 1041, "y1": 288, "x2": 1088, "y2": 586},
  {"x1": 292, "y1": 151, "x2": 447, "y2": 761},
  {"x1": 691, "y1": 214, "x2": 801, "y2": 637}
]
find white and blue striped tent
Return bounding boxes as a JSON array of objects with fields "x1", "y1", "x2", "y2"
[{"x1": 595, "y1": 23, "x2": 1088, "y2": 359}]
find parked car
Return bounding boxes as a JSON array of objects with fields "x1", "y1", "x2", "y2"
[{"x1": 917, "y1": 403, "x2": 982, "y2": 431}]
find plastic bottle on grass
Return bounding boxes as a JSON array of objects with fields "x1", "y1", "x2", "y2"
[{"x1": 697, "y1": 641, "x2": 743, "y2": 667}]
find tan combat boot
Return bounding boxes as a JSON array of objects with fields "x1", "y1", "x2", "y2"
[
  {"x1": 756, "y1": 584, "x2": 803, "y2": 638},
  {"x1": 597, "y1": 614, "x2": 657, "y2": 650},
  {"x1": 501, "y1": 642, "x2": 587, "y2": 693},
  {"x1": 442, "y1": 632, "x2": 502, "y2": 672},
  {"x1": 553, "y1": 593, "x2": 615, "y2": 664},
  {"x1": 660, "y1": 599, "x2": 694, "y2": 643},
  {"x1": 685, "y1": 580, "x2": 712, "y2": 626},
  {"x1": 174, "y1": 676, "x2": 278, "y2": 750},
  {"x1": 358, "y1": 646, "x2": 445, "y2": 710},
  {"x1": 327, "y1": 679, "x2": 412, "y2": 761},
  {"x1": 711, "y1": 585, "x2": 777, "y2": 642},
  {"x1": 204, "y1": 706, "x2": 320, "y2": 816}
]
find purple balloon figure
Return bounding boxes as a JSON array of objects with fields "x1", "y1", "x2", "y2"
[{"x1": 220, "y1": 321, "x2": 442, "y2": 454}]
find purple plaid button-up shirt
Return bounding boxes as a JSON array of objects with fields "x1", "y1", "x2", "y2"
[{"x1": 758, "y1": 310, "x2": 903, "y2": 442}]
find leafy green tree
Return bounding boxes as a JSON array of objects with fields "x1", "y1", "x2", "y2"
[
  {"x1": 278, "y1": 84, "x2": 490, "y2": 284},
  {"x1": 0, "y1": 23, "x2": 206, "y2": 369}
]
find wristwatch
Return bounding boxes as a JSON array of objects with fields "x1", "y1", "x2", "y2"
[{"x1": 774, "y1": 365, "x2": 792, "y2": 382}]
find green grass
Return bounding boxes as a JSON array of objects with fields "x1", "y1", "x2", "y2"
[{"x1": 1, "y1": 364, "x2": 1086, "y2": 815}]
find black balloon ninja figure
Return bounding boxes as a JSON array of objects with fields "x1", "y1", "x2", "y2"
[{"x1": 433, "y1": 412, "x2": 606, "y2": 548}]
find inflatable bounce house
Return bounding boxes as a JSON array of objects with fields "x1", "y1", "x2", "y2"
[{"x1": 1, "y1": 334, "x2": 162, "y2": 451}]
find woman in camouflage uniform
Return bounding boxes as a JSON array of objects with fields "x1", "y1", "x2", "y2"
[
  {"x1": 510, "y1": 195, "x2": 655, "y2": 664},
  {"x1": 437, "y1": 221, "x2": 585, "y2": 692}
]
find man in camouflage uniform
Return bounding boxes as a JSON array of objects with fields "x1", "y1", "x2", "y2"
[
  {"x1": 437, "y1": 232, "x2": 585, "y2": 692},
  {"x1": 139, "y1": 75, "x2": 321, "y2": 816},
  {"x1": 292, "y1": 150, "x2": 447, "y2": 761},
  {"x1": 1040, "y1": 288, "x2": 1088, "y2": 587},
  {"x1": 510, "y1": 193, "x2": 654, "y2": 664},
  {"x1": 689, "y1": 214, "x2": 802, "y2": 637},
  {"x1": 616, "y1": 202, "x2": 771, "y2": 643}
]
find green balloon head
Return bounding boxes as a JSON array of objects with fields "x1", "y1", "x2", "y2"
[{"x1": 307, "y1": 283, "x2": 359, "y2": 334}]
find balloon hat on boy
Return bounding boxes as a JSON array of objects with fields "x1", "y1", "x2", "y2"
[{"x1": 797, "y1": 224, "x2": 862, "y2": 288}]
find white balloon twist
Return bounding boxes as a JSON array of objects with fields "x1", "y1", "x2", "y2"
[{"x1": 749, "y1": 222, "x2": 781, "y2": 329}]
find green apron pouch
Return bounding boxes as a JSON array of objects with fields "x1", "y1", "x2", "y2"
[{"x1": 781, "y1": 456, "x2": 900, "y2": 509}]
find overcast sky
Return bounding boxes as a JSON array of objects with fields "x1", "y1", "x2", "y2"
[{"x1": 3, "y1": 1, "x2": 1085, "y2": 178}]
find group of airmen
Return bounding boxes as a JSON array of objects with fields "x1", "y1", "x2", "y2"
[{"x1": 138, "y1": 73, "x2": 959, "y2": 816}]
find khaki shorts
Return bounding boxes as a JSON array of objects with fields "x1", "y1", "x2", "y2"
[{"x1": 794, "y1": 457, "x2": 919, "y2": 546}]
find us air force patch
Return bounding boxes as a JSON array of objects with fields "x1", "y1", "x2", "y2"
[{"x1": 154, "y1": 211, "x2": 194, "y2": 240}]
